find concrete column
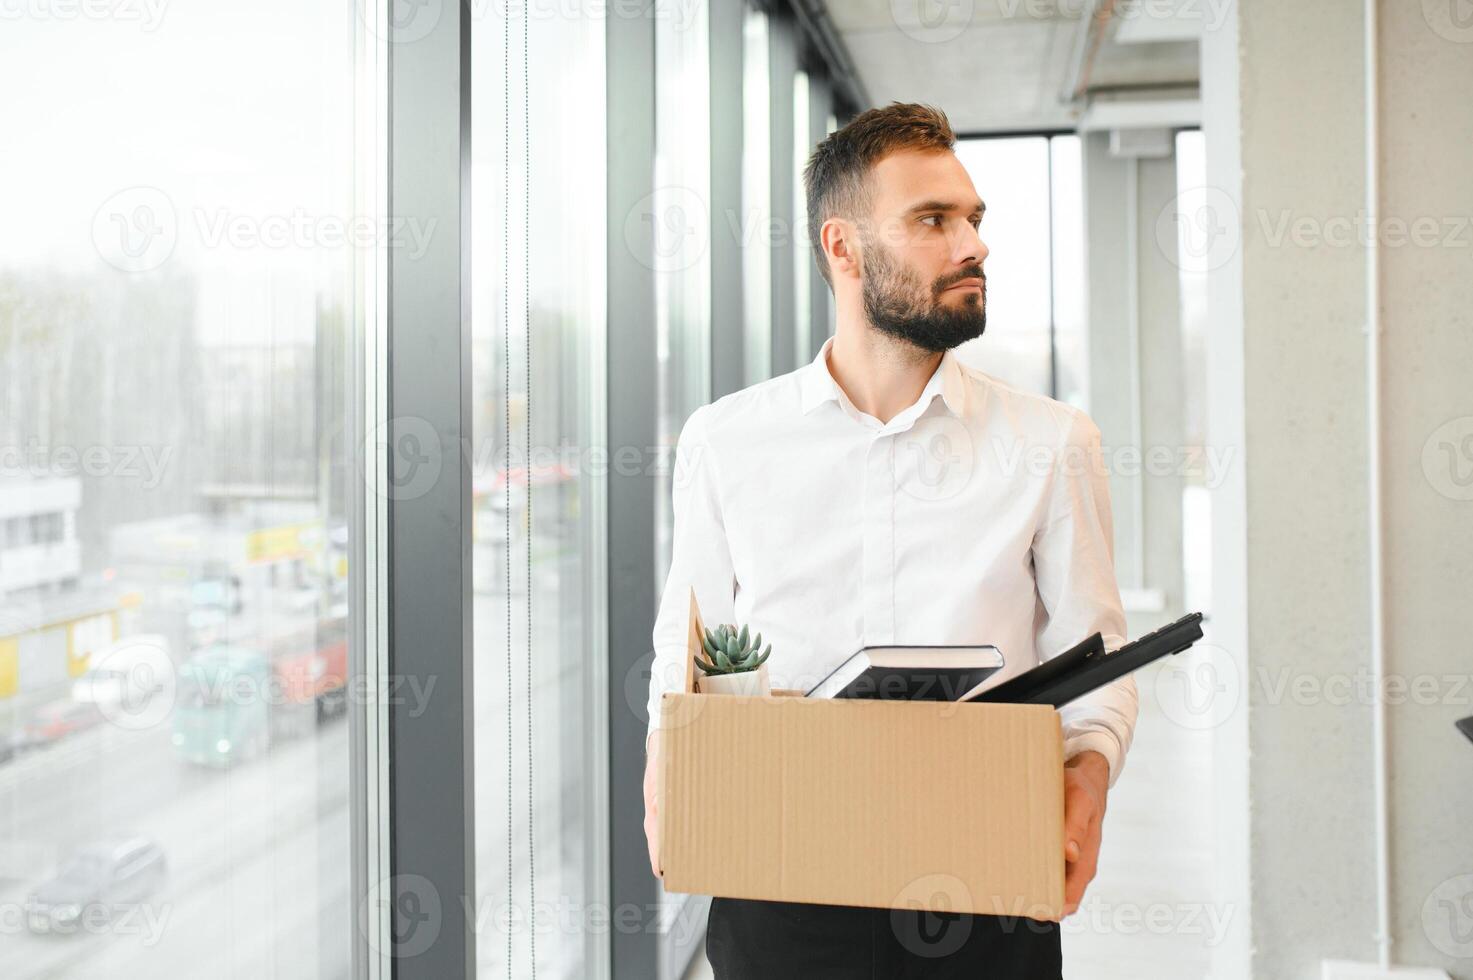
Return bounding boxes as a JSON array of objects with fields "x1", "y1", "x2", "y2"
[
  {"x1": 1375, "y1": 0, "x2": 1473, "y2": 973},
  {"x1": 1202, "y1": 0, "x2": 1473, "y2": 975}
]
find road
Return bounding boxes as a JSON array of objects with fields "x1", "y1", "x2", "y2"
[
  {"x1": 0, "y1": 579, "x2": 599, "y2": 980},
  {"x1": 0, "y1": 708, "x2": 351, "y2": 980}
]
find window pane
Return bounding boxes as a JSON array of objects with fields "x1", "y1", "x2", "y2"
[
  {"x1": 1050, "y1": 134, "x2": 1086, "y2": 407},
  {"x1": 953, "y1": 136, "x2": 1054, "y2": 395},
  {"x1": 741, "y1": 5, "x2": 772, "y2": 386},
  {"x1": 654, "y1": 0, "x2": 712, "y2": 596},
  {"x1": 470, "y1": 7, "x2": 607, "y2": 978},
  {"x1": 793, "y1": 69, "x2": 812, "y2": 367},
  {"x1": 0, "y1": 3, "x2": 357, "y2": 977},
  {"x1": 1173, "y1": 129, "x2": 1211, "y2": 614}
]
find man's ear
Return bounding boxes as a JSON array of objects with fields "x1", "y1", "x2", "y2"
[{"x1": 822, "y1": 217, "x2": 859, "y2": 280}]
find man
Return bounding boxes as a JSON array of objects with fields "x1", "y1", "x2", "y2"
[{"x1": 643, "y1": 102, "x2": 1136, "y2": 977}]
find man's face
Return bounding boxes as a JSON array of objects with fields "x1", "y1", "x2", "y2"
[{"x1": 855, "y1": 149, "x2": 989, "y2": 354}]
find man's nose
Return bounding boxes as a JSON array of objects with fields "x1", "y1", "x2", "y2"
[{"x1": 951, "y1": 224, "x2": 988, "y2": 267}]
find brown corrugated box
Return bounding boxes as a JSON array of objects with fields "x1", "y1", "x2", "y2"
[{"x1": 658, "y1": 588, "x2": 1067, "y2": 918}]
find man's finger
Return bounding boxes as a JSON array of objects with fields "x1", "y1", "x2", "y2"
[{"x1": 1063, "y1": 837, "x2": 1099, "y2": 916}]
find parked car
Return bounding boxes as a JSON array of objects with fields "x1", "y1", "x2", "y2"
[
  {"x1": 26, "y1": 837, "x2": 168, "y2": 934},
  {"x1": 19, "y1": 699, "x2": 104, "y2": 750}
]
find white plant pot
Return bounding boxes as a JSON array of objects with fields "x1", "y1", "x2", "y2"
[{"x1": 697, "y1": 663, "x2": 770, "y2": 697}]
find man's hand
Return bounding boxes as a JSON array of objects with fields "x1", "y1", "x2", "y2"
[
  {"x1": 643, "y1": 731, "x2": 662, "y2": 879},
  {"x1": 1061, "y1": 749, "x2": 1109, "y2": 917}
]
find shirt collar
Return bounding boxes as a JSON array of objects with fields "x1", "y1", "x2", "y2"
[{"x1": 800, "y1": 335, "x2": 968, "y2": 419}]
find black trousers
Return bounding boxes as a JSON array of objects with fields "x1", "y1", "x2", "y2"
[{"x1": 706, "y1": 896, "x2": 1062, "y2": 979}]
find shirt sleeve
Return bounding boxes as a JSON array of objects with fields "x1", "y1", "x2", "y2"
[
  {"x1": 646, "y1": 404, "x2": 738, "y2": 755},
  {"x1": 1031, "y1": 407, "x2": 1138, "y2": 788}
]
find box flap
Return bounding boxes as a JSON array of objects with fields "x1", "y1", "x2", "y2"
[{"x1": 684, "y1": 586, "x2": 704, "y2": 695}]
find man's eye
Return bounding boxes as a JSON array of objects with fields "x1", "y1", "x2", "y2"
[{"x1": 922, "y1": 215, "x2": 942, "y2": 227}]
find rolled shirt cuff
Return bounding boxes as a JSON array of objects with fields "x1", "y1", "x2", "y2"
[{"x1": 1063, "y1": 730, "x2": 1126, "y2": 788}]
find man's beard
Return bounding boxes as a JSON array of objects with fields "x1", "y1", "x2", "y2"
[{"x1": 860, "y1": 243, "x2": 986, "y2": 354}]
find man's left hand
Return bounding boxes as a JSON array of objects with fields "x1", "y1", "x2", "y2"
[{"x1": 1061, "y1": 749, "x2": 1109, "y2": 918}]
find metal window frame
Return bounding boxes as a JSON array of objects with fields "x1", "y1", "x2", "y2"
[
  {"x1": 348, "y1": 0, "x2": 392, "y2": 976},
  {"x1": 350, "y1": 0, "x2": 474, "y2": 978},
  {"x1": 606, "y1": 5, "x2": 662, "y2": 979}
]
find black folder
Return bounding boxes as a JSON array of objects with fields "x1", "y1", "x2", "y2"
[{"x1": 970, "y1": 612, "x2": 1206, "y2": 709}]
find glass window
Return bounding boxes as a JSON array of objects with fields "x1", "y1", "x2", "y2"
[
  {"x1": 1050, "y1": 135, "x2": 1086, "y2": 407},
  {"x1": 741, "y1": 4, "x2": 772, "y2": 386},
  {"x1": 952, "y1": 136, "x2": 1056, "y2": 395},
  {"x1": 793, "y1": 68, "x2": 811, "y2": 367},
  {"x1": 470, "y1": 7, "x2": 607, "y2": 977},
  {"x1": 0, "y1": 2, "x2": 357, "y2": 976},
  {"x1": 654, "y1": 0, "x2": 712, "y2": 595},
  {"x1": 1173, "y1": 129, "x2": 1211, "y2": 613}
]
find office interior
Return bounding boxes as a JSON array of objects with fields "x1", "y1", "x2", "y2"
[{"x1": 0, "y1": 1, "x2": 1470, "y2": 978}]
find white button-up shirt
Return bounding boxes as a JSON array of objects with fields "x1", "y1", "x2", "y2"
[{"x1": 647, "y1": 334, "x2": 1138, "y2": 785}]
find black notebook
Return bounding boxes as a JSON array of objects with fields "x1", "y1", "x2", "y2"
[{"x1": 804, "y1": 644, "x2": 1005, "y2": 702}]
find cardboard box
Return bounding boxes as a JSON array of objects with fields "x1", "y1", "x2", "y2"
[{"x1": 658, "y1": 588, "x2": 1066, "y2": 918}]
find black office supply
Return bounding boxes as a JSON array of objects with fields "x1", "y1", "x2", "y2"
[
  {"x1": 1457, "y1": 716, "x2": 1473, "y2": 745},
  {"x1": 971, "y1": 630, "x2": 1105, "y2": 705},
  {"x1": 805, "y1": 644, "x2": 1005, "y2": 701},
  {"x1": 971, "y1": 612, "x2": 1205, "y2": 709}
]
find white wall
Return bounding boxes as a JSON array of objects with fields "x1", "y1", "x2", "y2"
[
  {"x1": 1378, "y1": 0, "x2": 1473, "y2": 971},
  {"x1": 1202, "y1": 1, "x2": 1473, "y2": 975}
]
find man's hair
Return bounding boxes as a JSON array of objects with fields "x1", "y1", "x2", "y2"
[{"x1": 802, "y1": 101, "x2": 957, "y2": 292}]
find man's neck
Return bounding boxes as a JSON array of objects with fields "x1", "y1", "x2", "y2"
[{"x1": 826, "y1": 323, "x2": 943, "y2": 426}]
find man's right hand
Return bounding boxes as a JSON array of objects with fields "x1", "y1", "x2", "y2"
[{"x1": 642, "y1": 730, "x2": 662, "y2": 879}]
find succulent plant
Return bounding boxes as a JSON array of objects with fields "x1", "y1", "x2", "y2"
[{"x1": 695, "y1": 622, "x2": 772, "y2": 676}]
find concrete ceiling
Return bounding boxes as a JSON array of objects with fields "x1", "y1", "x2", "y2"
[{"x1": 820, "y1": 0, "x2": 1201, "y2": 133}]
